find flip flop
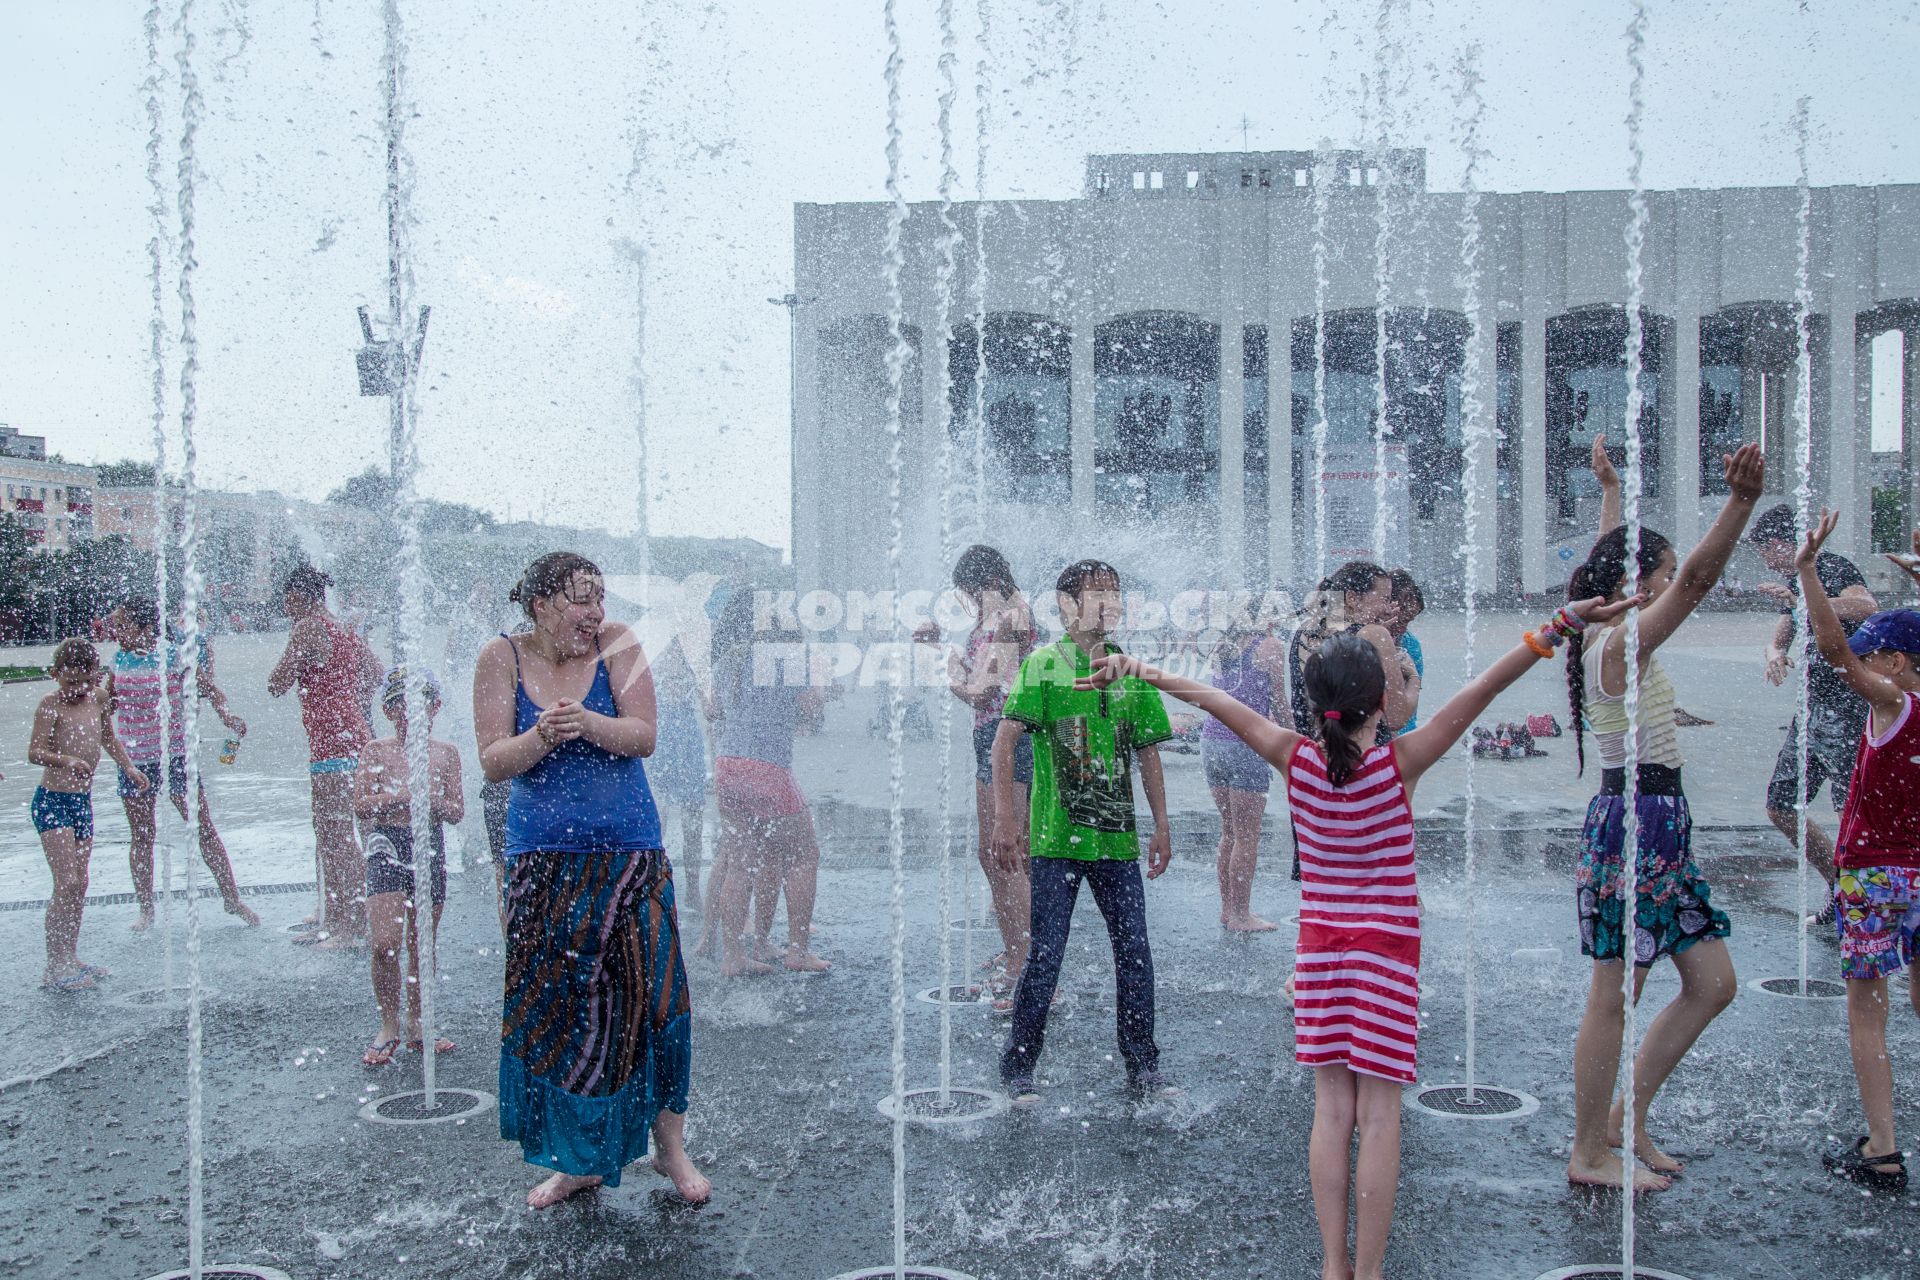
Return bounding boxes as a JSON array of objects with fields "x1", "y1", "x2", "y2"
[
  {"x1": 362, "y1": 1038, "x2": 401, "y2": 1067},
  {"x1": 407, "y1": 1037, "x2": 456, "y2": 1055},
  {"x1": 42, "y1": 971, "x2": 96, "y2": 993},
  {"x1": 77, "y1": 963, "x2": 111, "y2": 979},
  {"x1": 291, "y1": 930, "x2": 330, "y2": 947}
]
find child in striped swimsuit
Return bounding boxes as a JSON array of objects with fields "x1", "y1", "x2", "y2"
[{"x1": 1081, "y1": 593, "x2": 1638, "y2": 1280}]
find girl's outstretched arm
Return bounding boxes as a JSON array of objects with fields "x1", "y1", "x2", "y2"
[
  {"x1": 1800, "y1": 508, "x2": 1907, "y2": 725},
  {"x1": 1079, "y1": 654, "x2": 1303, "y2": 771},
  {"x1": 1629, "y1": 442, "x2": 1765, "y2": 658},
  {"x1": 1394, "y1": 594, "x2": 1644, "y2": 787}
]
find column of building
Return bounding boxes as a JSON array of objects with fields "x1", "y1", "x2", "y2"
[
  {"x1": 1518, "y1": 194, "x2": 1555, "y2": 595},
  {"x1": 1218, "y1": 195, "x2": 1247, "y2": 584},
  {"x1": 1826, "y1": 186, "x2": 1869, "y2": 561}
]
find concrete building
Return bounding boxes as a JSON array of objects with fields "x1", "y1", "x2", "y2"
[
  {"x1": 790, "y1": 149, "x2": 1920, "y2": 600},
  {"x1": 0, "y1": 426, "x2": 95, "y2": 550}
]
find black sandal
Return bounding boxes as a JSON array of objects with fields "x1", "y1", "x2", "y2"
[{"x1": 1822, "y1": 1136, "x2": 1908, "y2": 1191}]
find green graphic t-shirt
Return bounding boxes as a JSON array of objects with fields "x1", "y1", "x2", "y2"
[{"x1": 1000, "y1": 637, "x2": 1174, "y2": 861}]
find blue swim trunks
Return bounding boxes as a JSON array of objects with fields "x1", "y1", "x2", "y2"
[
  {"x1": 31, "y1": 788, "x2": 95, "y2": 842},
  {"x1": 309, "y1": 756, "x2": 358, "y2": 776}
]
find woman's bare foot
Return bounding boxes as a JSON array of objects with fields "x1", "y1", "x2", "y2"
[
  {"x1": 651, "y1": 1151, "x2": 712, "y2": 1204},
  {"x1": 1607, "y1": 1122, "x2": 1685, "y2": 1174},
  {"x1": 527, "y1": 1171, "x2": 601, "y2": 1209},
  {"x1": 1225, "y1": 914, "x2": 1279, "y2": 933},
  {"x1": 784, "y1": 947, "x2": 832, "y2": 973},
  {"x1": 1320, "y1": 1262, "x2": 1354, "y2": 1280},
  {"x1": 1567, "y1": 1148, "x2": 1671, "y2": 1193},
  {"x1": 721, "y1": 955, "x2": 776, "y2": 978},
  {"x1": 312, "y1": 931, "x2": 361, "y2": 953},
  {"x1": 225, "y1": 899, "x2": 262, "y2": 928},
  {"x1": 131, "y1": 910, "x2": 155, "y2": 933}
]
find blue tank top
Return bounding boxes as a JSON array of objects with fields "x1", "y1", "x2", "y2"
[
  {"x1": 1202, "y1": 636, "x2": 1273, "y2": 743},
  {"x1": 504, "y1": 638, "x2": 663, "y2": 858}
]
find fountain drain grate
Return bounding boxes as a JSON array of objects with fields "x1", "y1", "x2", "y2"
[
  {"x1": 359, "y1": 1087, "x2": 495, "y2": 1125},
  {"x1": 875, "y1": 1087, "x2": 1010, "y2": 1126},
  {"x1": 1532, "y1": 1268, "x2": 1694, "y2": 1280},
  {"x1": 1407, "y1": 1084, "x2": 1540, "y2": 1120},
  {"x1": 914, "y1": 983, "x2": 987, "y2": 1007},
  {"x1": 827, "y1": 1268, "x2": 977, "y2": 1279},
  {"x1": 143, "y1": 1268, "x2": 293, "y2": 1280},
  {"x1": 947, "y1": 917, "x2": 998, "y2": 932},
  {"x1": 1749, "y1": 976, "x2": 1846, "y2": 999}
]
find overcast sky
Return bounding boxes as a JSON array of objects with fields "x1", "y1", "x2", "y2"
[{"x1": 3, "y1": 0, "x2": 1914, "y2": 550}]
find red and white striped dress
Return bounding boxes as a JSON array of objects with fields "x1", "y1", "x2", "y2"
[{"x1": 1287, "y1": 740, "x2": 1422, "y2": 1084}]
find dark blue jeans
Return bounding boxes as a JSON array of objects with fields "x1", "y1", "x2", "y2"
[{"x1": 1000, "y1": 855, "x2": 1158, "y2": 1083}]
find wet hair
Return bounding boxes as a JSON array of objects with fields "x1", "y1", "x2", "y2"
[
  {"x1": 1747, "y1": 503, "x2": 1798, "y2": 548},
  {"x1": 1295, "y1": 560, "x2": 1390, "y2": 650},
  {"x1": 282, "y1": 563, "x2": 333, "y2": 602},
  {"x1": 953, "y1": 545, "x2": 1018, "y2": 598},
  {"x1": 1056, "y1": 558, "x2": 1121, "y2": 599},
  {"x1": 1326, "y1": 560, "x2": 1389, "y2": 600},
  {"x1": 508, "y1": 552, "x2": 602, "y2": 619},
  {"x1": 1387, "y1": 569, "x2": 1423, "y2": 617},
  {"x1": 1564, "y1": 523, "x2": 1674, "y2": 775},
  {"x1": 1302, "y1": 633, "x2": 1387, "y2": 787},
  {"x1": 381, "y1": 665, "x2": 443, "y2": 712},
  {"x1": 51, "y1": 638, "x2": 99, "y2": 674},
  {"x1": 117, "y1": 598, "x2": 160, "y2": 633}
]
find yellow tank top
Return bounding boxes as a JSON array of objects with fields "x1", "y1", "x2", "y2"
[{"x1": 1581, "y1": 621, "x2": 1683, "y2": 770}]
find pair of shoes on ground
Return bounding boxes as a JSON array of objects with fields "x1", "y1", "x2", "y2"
[
  {"x1": 1823, "y1": 1136, "x2": 1907, "y2": 1192},
  {"x1": 1002, "y1": 1069, "x2": 1181, "y2": 1107},
  {"x1": 1471, "y1": 721, "x2": 1548, "y2": 760}
]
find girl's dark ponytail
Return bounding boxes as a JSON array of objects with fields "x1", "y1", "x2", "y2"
[
  {"x1": 1302, "y1": 632, "x2": 1388, "y2": 787},
  {"x1": 1565, "y1": 562, "x2": 1594, "y2": 776},
  {"x1": 1564, "y1": 522, "x2": 1673, "y2": 777}
]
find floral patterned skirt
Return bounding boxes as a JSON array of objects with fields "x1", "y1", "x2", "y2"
[{"x1": 1576, "y1": 791, "x2": 1730, "y2": 967}]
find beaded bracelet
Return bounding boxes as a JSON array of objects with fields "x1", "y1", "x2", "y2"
[
  {"x1": 1548, "y1": 605, "x2": 1586, "y2": 639},
  {"x1": 1522, "y1": 630, "x2": 1556, "y2": 659}
]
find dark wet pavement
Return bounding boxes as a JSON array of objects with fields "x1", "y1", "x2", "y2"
[{"x1": 0, "y1": 826, "x2": 1912, "y2": 1280}]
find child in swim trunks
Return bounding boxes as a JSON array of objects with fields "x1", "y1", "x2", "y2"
[
  {"x1": 353, "y1": 667, "x2": 464, "y2": 1066},
  {"x1": 1798, "y1": 510, "x2": 1920, "y2": 1192},
  {"x1": 28, "y1": 640, "x2": 150, "y2": 992}
]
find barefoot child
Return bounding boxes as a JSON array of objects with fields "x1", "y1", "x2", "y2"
[
  {"x1": 28, "y1": 640, "x2": 150, "y2": 992},
  {"x1": 1560, "y1": 443, "x2": 1766, "y2": 1192},
  {"x1": 354, "y1": 668, "x2": 464, "y2": 1066},
  {"x1": 993, "y1": 558, "x2": 1176, "y2": 1103},
  {"x1": 1083, "y1": 594, "x2": 1639, "y2": 1280},
  {"x1": 1797, "y1": 510, "x2": 1920, "y2": 1192},
  {"x1": 105, "y1": 599, "x2": 258, "y2": 930}
]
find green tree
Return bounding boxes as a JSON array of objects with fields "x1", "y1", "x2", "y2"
[{"x1": 94, "y1": 459, "x2": 159, "y2": 488}]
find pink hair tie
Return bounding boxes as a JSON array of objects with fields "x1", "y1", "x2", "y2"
[{"x1": 1323, "y1": 710, "x2": 1342, "y2": 722}]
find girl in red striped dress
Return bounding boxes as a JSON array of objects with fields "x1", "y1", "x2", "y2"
[{"x1": 1082, "y1": 593, "x2": 1637, "y2": 1280}]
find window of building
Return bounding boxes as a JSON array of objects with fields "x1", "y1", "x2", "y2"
[
  {"x1": 1366, "y1": 166, "x2": 1380, "y2": 186},
  {"x1": 1148, "y1": 170, "x2": 1164, "y2": 190},
  {"x1": 1241, "y1": 170, "x2": 1254, "y2": 189},
  {"x1": 1096, "y1": 171, "x2": 1110, "y2": 194},
  {"x1": 1349, "y1": 166, "x2": 1362, "y2": 186},
  {"x1": 1132, "y1": 171, "x2": 1146, "y2": 190},
  {"x1": 1258, "y1": 168, "x2": 1271, "y2": 188},
  {"x1": 1185, "y1": 169, "x2": 1200, "y2": 190},
  {"x1": 1294, "y1": 168, "x2": 1308, "y2": 187}
]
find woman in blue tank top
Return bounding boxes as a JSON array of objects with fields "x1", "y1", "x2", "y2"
[{"x1": 472, "y1": 552, "x2": 710, "y2": 1210}]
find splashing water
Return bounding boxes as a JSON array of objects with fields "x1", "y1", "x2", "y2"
[
  {"x1": 963, "y1": 0, "x2": 992, "y2": 983},
  {"x1": 881, "y1": 0, "x2": 910, "y2": 1271},
  {"x1": 932, "y1": 0, "x2": 962, "y2": 1107},
  {"x1": 144, "y1": 0, "x2": 177, "y2": 997},
  {"x1": 1310, "y1": 142, "x2": 1334, "y2": 579},
  {"x1": 381, "y1": 0, "x2": 441, "y2": 1106},
  {"x1": 1619, "y1": 0, "x2": 1651, "y2": 1262},
  {"x1": 173, "y1": 3, "x2": 207, "y2": 1272},
  {"x1": 1792, "y1": 96, "x2": 1816, "y2": 993},
  {"x1": 1369, "y1": 0, "x2": 1402, "y2": 560},
  {"x1": 1453, "y1": 43, "x2": 1488, "y2": 1097}
]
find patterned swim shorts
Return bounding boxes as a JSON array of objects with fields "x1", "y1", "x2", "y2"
[{"x1": 1833, "y1": 865, "x2": 1920, "y2": 982}]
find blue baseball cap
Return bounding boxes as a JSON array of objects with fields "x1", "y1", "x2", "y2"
[{"x1": 1847, "y1": 610, "x2": 1920, "y2": 658}]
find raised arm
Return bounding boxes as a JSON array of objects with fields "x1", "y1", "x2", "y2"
[
  {"x1": 1078, "y1": 654, "x2": 1303, "y2": 772},
  {"x1": 1885, "y1": 528, "x2": 1920, "y2": 591},
  {"x1": 1591, "y1": 433, "x2": 1622, "y2": 546},
  {"x1": 1626, "y1": 442, "x2": 1765, "y2": 659},
  {"x1": 1800, "y1": 509, "x2": 1906, "y2": 723},
  {"x1": 1394, "y1": 593, "x2": 1645, "y2": 785}
]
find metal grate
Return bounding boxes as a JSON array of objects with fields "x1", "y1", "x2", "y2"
[
  {"x1": 914, "y1": 983, "x2": 987, "y2": 1007},
  {"x1": 1752, "y1": 976, "x2": 1846, "y2": 999},
  {"x1": 875, "y1": 1086, "x2": 1010, "y2": 1126},
  {"x1": 827, "y1": 1269, "x2": 978, "y2": 1280},
  {"x1": 144, "y1": 1268, "x2": 294, "y2": 1280},
  {"x1": 1533, "y1": 1269, "x2": 1693, "y2": 1280},
  {"x1": 947, "y1": 917, "x2": 999, "y2": 932},
  {"x1": 1407, "y1": 1084, "x2": 1539, "y2": 1119},
  {"x1": 359, "y1": 1087, "x2": 495, "y2": 1126}
]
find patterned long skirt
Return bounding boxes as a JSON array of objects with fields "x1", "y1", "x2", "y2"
[{"x1": 499, "y1": 849, "x2": 690, "y2": 1185}]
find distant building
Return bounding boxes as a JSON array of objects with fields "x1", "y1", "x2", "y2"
[
  {"x1": 0, "y1": 425, "x2": 95, "y2": 550},
  {"x1": 791, "y1": 148, "x2": 1920, "y2": 600}
]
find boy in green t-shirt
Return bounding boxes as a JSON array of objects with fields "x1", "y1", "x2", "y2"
[{"x1": 989, "y1": 559, "x2": 1175, "y2": 1102}]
